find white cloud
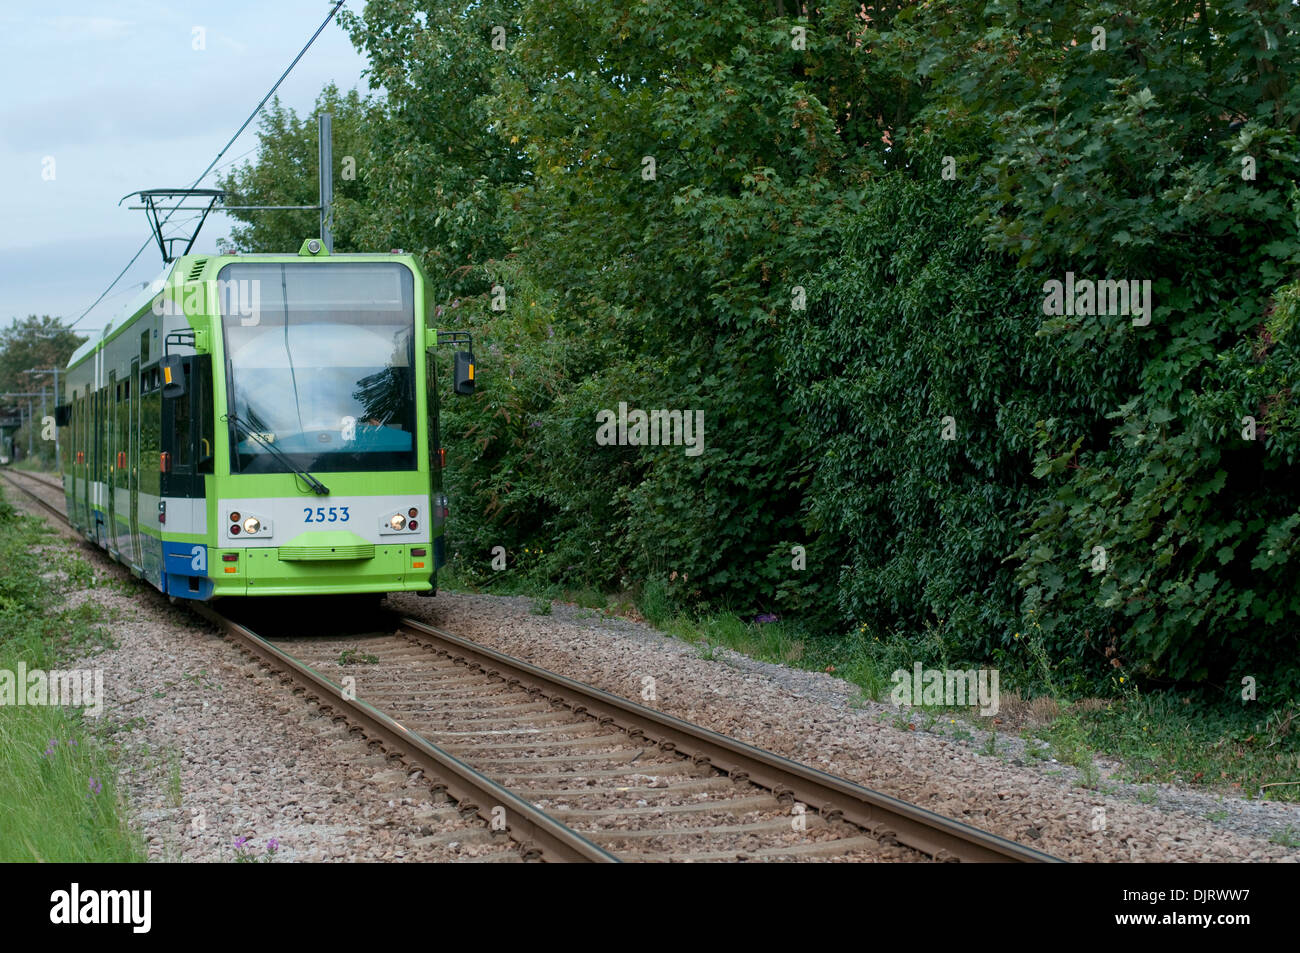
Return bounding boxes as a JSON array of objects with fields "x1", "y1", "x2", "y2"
[{"x1": 48, "y1": 16, "x2": 133, "y2": 40}]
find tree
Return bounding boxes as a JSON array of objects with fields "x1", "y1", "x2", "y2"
[
  {"x1": 218, "y1": 85, "x2": 376, "y2": 255},
  {"x1": 0, "y1": 316, "x2": 85, "y2": 465},
  {"x1": 336, "y1": 0, "x2": 529, "y2": 301},
  {"x1": 222, "y1": 0, "x2": 1300, "y2": 686}
]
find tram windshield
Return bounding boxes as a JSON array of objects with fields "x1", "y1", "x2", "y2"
[{"x1": 218, "y1": 261, "x2": 417, "y2": 474}]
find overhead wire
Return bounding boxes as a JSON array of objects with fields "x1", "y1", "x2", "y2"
[{"x1": 66, "y1": 0, "x2": 348, "y2": 335}]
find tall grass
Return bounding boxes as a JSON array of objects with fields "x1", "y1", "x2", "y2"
[
  {"x1": 0, "y1": 707, "x2": 140, "y2": 861},
  {"x1": 0, "y1": 487, "x2": 144, "y2": 861}
]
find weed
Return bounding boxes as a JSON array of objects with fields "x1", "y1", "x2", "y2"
[
  {"x1": 233, "y1": 836, "x2": 281, "y2": 863},
  {"x1": 1269, "y1": 826, "x2": 1300, "y2": 848},
  {"x1": 166, "y1": 749, "x2": 183, "y2": 809}
]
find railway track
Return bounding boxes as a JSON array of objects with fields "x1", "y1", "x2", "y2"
[
  {"x1": 1, "y1": 467, "x2": 1062, "y2": 863},
  {"x1": 263, "y1": 620, "x2": 1060, "y2": 862},
  {"x1": 7, "y1": 468, "x2": 63, "y2": 490},
  {"x1": 0, "y1": 467, "x2": 69, "y2": 521}
]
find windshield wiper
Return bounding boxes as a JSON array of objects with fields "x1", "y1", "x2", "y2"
[{"x1": 226, "y1": 413, "x2": 330, "y2": 496}]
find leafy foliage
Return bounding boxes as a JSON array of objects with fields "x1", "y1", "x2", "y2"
[
  {"x1": 0, "y1": 316, "x2": 84, "y2": 466},
  {"x1": 218, "y1": 85, "x2": 375, "y2": 255},
  {"x1": 214, "y1": 0, "x2": 1300, "y2": 687},
  {"x1": 783, "y1": 171, "x2": 1057, "y2": 662}
]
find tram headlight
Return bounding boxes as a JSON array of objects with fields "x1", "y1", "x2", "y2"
[
  {"x1": 243, "y1": 517, "x2": 261, "y2": 534},
  {"x1": 389, "y1": 514, "x2": 406, "y2": 531}
]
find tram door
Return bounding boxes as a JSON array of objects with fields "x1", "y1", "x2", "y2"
[
  {"x1": 106, "y1": 371, "x2": 118, "y2": 557},
  {"x1": 83, "y1": 393, "x2": 93, "y2": 536},
  {"x1": 91, "y1": 390, "x2": 101, "y2": 544},
  {"x1": 129, "y1": 358, "x2": 142, "y2": 570}
]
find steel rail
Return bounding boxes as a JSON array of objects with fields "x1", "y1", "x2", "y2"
[
  {"x1": 1, "y1": 470, "x2": 614, "y2": 861},
  {"x1": 398, "y1": 617, "x2": 1063, "y2": 863},
  {"x1": 193, "y1": 605, "x2": 619, "y2": 863},
  {"x1": 6, "y1": 468, "x2": 63, "y2": 491},
  {"x1": 0, "y1": 468, "x2": 69, "y2": 522},
  {"x1": 0, "y1": 467, "x2": 1061, "y2": 862}
]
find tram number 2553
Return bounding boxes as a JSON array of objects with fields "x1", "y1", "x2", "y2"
[{"x1": 304, "y1": 506, "x2": 350, "y2": 523}]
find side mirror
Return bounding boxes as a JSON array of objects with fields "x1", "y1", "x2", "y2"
[
  {"x1": 54, "y1": 404, "x2": 71, "y2": 427},
  {"x1": 453, "y1": 351, "x2": 475, "y2": 396},
  {"x1": 162, "y1": 355, "x2": 186, "y2": 399}
]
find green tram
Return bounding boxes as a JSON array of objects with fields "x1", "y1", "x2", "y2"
[{"x1": 57, "y1": 239, "x2": 472, "y2": 601}]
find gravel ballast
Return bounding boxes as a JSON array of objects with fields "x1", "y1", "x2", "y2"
[
  {"x1": 7, "y1": 484, "x2": 514, "y2": 863},
  {"x1": 10, "y1": 476, "x2": 1298, "y2": 862},
  {"x1": 392, "y1": 591, "x2": 1300, "y2": 863}
]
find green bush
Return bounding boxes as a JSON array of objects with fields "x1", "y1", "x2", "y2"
[
  {"x1": 220, "y1": 0, "x2": 1300, "y2": 690},
  {"x1": 783, "y1": 171, "x2": 1063, "y2": 666}
]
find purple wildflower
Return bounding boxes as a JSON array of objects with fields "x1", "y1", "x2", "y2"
[
  {"x1": 88, "y1": 777, "x2": 102, "y2": 795},
  {"x1": 234, "y1": 836, "x2": 249, "y2": 850},
  {"x1": 267, "y1": 838, "x2": 279, "y2": 852},
  {"x1": 754, "y1": 613, "x2": 780, "y2": 625}
]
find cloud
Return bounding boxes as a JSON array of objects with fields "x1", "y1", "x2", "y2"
[
  {"x1": 0, "y1": 88, "x2": 197, "y2": 150},
  {"x1": 48, "y1": 16, "x2": 134, "y2": 40}
]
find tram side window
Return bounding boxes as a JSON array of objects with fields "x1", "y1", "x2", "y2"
[
  {"x1": 197, "y1": 357, "x2": 214, "y2": 473},
  {"x1": 173, "y1": 366, "x2": 194, "y2": 470},
  {"x1": 95, "y1": 390, "x2": 102, "y2": 475},
  {"x1": 116, "y1": 382, "x2": 125, "y2": 476},
  {"x1": 71, "y1": 395, "x2": 78, "y2": 465},
  {"x1": 64, "y1": 395, "x2": 73, "y2": 471},
  {"x1": 97, "y1": 389, "x2": 106, "y2": 483}
]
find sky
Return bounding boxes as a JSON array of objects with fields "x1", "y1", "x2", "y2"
[{"x1": 0, "y1": 2, "x2": 374, "y2": 337}]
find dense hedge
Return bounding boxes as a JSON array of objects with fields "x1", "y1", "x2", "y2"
[
  {"x1": 220, "y1": 0, "x2": 1300, "y2": 689},
  {"x1": 783, "y1": 174, "x2": 1057, "y2": 662},
  {"x1": 785, "y1": 166, "x2": 1300, "y2": 687}
]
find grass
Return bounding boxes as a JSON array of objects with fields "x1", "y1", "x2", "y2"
[
  {"x1": 12, "y1": 456, "x2": 58, "y2": 474},
  {"x1": 0, "y1": 486, "x2": 144, "y2": 861},
  {"x1": 0, "y1": 707, "x2": 139, "y2": 861},
  {"x1": 167, "y1": 747, "x2": 183, "y2": 809},
  {"x1": 1270, "y1": 826, "x2": 1300, "y2": 848},
  {"x1": 659, "y1": 610, "x2": 807, "y2": 666},
  {"x1": 442, "y1": 560, "x2": 623, "y2": 618},
  {"x1": 633, "y1": 583, "x2": 1299, "y2": 802},
  {"x1": 1071, "y1": 693, "x2": 1300, "y2": 801},
  {"x1": 981, "y1": 730, "x2": 1000, "y2": 757}
]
